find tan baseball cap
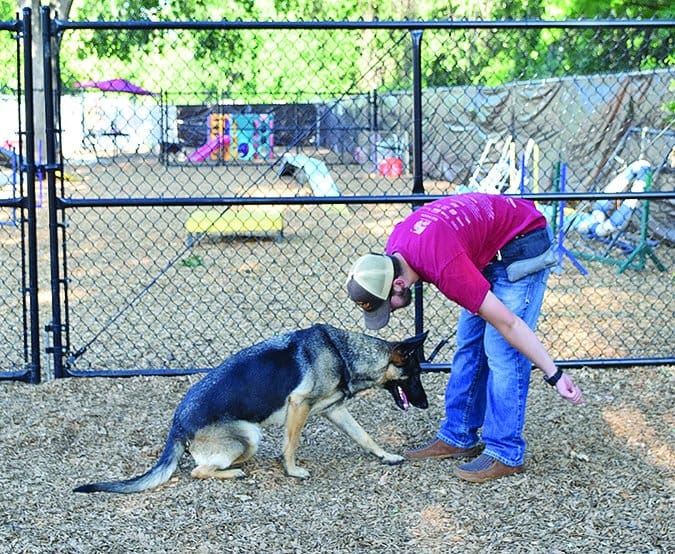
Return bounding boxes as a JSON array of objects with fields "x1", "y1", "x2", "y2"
[{"x1": 346, "y1": 253, "x2": 394, "y2": 330}]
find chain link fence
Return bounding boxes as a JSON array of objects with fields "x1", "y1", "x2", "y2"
[
  {"x1": 0, "y1": 18, "x2": 38, "y2": 382},
  {"x1": 47, "y1": 20, "x2": 673, "y2": 377},
  {"x1": 0, "y1": 16, "x2": 672, "y2": 379}
]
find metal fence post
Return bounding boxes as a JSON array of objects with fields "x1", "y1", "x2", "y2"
[
  {"x1": 41, "y1": 5, "x2": 65, "y2": 379},
  {"x1": 410, "y1": 29, "x2": 424, "y2": 196},
  {"x1": 410, "y1": 29, "x2": 426, "y2": 338},
  {"x1": 21, "y1": 7, "x2": 41, "y2": 383}
]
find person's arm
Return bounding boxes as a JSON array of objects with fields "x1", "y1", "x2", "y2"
[{"x1": 477, "y1": 290, "x2": 584, "y2": 405}]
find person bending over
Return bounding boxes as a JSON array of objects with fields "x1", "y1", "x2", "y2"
[{"x1": 346, "y1": 193, "x2": 583, "y2": 483}]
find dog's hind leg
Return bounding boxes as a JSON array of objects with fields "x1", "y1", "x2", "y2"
[
  {"x1": 191, "y1": 465, "x2": 246, "y2": 480},
  {"x1": 189, "y1": 422, "x2": 262, "y2": 480}
]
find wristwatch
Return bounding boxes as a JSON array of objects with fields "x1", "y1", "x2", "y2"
[{"x1": 544, "y1": 368, "x2": 564, "y2": 386}]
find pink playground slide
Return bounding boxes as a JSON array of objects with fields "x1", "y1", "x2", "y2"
[{"x1": 187, "y1": 135, "x2": 230, "y2": 162}]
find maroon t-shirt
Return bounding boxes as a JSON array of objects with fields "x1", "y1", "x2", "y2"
[{"x1": 385, "y1": 193, "x2": 546, "y2": 313}]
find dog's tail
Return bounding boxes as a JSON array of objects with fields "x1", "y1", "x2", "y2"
[{"x1": 73, "y1": 430, "x2": 184, "y2": 494}]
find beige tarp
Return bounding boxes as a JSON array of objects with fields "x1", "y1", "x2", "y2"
[{"x1": 349, "y1": 69, "x2": 673, "y2": 193}]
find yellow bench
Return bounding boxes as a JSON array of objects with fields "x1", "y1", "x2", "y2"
[{"x1": 185, "y1": 207, "x2": 284, "y2": 246}]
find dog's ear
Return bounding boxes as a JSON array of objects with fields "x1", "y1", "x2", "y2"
[{"x1": 391, "y1": 331, "x2": 428, "y2": 366}]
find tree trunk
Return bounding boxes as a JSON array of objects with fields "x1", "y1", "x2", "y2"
[{"x1": 19, "y1": 0, "x2": 73, "y2": 157}]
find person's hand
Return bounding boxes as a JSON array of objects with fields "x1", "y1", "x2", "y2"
[{"x1": 556, "y1": 373, "x2": 584, "y2": 405}]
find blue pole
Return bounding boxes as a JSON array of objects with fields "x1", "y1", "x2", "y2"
[{"x1": 556, "y1": 163, "x2": 588, "y2": 275}]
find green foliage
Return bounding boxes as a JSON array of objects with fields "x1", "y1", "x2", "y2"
[
  {"x1": 560, "y1": 0, "x2": 674, "y2": 19},
  {"x1": 67, "y1": 0, "x2": 261, "y2": 92},
  {"x1": 666, "y1": 79, "x2": 675, "y2": 123},
  {"x1": 0, "y1": 1, "x2": 18, "y2": 93},
  {"x1": 2, "y1": 1, "x2": 673, "y2": 99},
  {"x1": 0, "y1": 0, "x2": 16, "y2": 20}
]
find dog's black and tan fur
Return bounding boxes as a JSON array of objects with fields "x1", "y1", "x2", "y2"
[{"x1": 74, "y1": 324, "x2": 428, "y2": 494}]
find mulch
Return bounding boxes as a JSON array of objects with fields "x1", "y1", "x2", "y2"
[
  {"x1": 0, "y1": 157, "x2": 672, "y2": 552},
  {"x1": 0, "y1": 363, "x2": 672, "y2": 553}
]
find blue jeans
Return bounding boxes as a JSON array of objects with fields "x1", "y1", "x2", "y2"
[{"x1": 436, "y1": 260, "x2": 550, "y2": 467}]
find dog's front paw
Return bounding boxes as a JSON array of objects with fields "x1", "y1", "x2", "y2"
[
  {"x1": 286, "y1": 466, "x2": 310, "y2": 479},
  {"x1": 380, "y1": 452, "x2": 406, "y2": 465}
]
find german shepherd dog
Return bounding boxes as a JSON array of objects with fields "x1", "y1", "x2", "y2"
[{"x1": 74, "y1": 324, "x2": 428, "y2": 494}]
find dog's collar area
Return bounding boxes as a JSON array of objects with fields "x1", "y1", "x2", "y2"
[{"x1": 325, "y1": 327, "x2": 354, "y2": 398}]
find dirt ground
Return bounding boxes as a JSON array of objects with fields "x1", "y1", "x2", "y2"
[
  {"x1": 0, "y1": 363, "x2": 673, "y2": 553},
  {"x1": 0, "y1": 155, "x2": 672, "y2": 552}
]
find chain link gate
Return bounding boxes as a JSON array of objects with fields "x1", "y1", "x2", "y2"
[
  {"x1": 37, "y1": 14, "x2": 673, "y2": 379},
  {"x1": 0, "y1": 11, "x2": 40, "y2": 383}
]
